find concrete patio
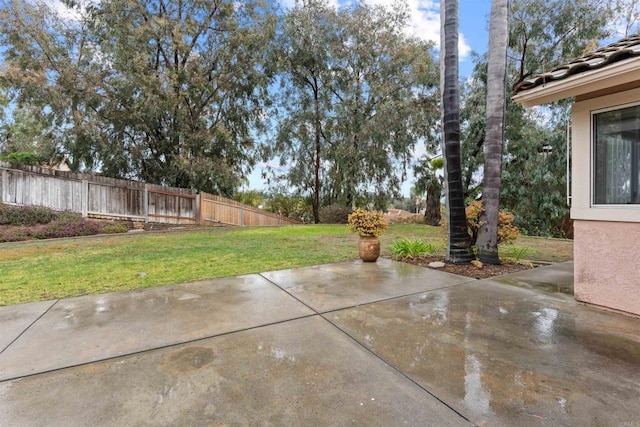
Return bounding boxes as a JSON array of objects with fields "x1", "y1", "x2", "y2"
[{"x1": 0, "y1": 259, "x2": 638, "y2": 426}]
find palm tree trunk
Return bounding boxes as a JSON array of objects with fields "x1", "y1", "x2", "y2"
[
  {"x1": 313, "y1": 80, "x2": 322, "y2": 224},
  {"x1": 476, "y1": 0, "x2": 510, "y2": 264},
  {"x1": 440, "y1": 0, "x2": 473, "y2": 263},
  {"x1": 424, "y1": 174, "x2": 442, "y2": 226}
]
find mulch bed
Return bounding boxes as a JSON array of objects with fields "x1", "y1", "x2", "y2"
[{"x1": 395, "y1": 254, "x2": 536, "y2": 280}]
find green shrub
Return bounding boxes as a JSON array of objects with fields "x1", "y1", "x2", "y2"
[
  {"x1": 55, "y1": 211, "x2": 82, "y2": 221},
  {"x1": 0, "y1": 216, "x2": 105, "y2": 242},
  {"x1": 390, "y1": 238, "x2": 437, "y2": 259},
  {"x1": 1, "y1": 152, "x2": 42, "y2": 166},
  {"x1": 502, "y1": 244, "x2": 534, "y2": 262},
  {"x1": 319, "y1": 203, "x2": 352, "y2": 224},
  {"x1": 0, "y1": 204, "x2": 59, "y2": 225},
  {"x1": 385, "y1": 213, "x2": 426, "y2": 225},
  {"x1": 0, "y1": 226, "x2": 30, "y2": 242},
  {"x1": 233, "y1": 190, "x2": 265, "y2": 208},
  {"x1": 0, "y1": 206, "x2": 127, "y2": 242},
  {"x1": 264, "y1": 194, "x2": 313, "y2": 223},
  {"x1": 101, "y1": 222, "x2": 129, "y2": 234},
  {"x1": 40, "y1": 217, "x2": 103, "y2": 239}
]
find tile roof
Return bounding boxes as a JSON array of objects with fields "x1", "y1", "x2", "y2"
[{"x1": 513, "y1": 34, "x2": 640, "y2": 94}]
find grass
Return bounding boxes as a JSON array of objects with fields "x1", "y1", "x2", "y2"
[{"x1": 0, "y1": 224, "x2": 573, "y2": 306}]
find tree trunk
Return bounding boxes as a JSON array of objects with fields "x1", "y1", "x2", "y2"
[
  {"x1": 313, "y1": 80, "x2": 321, "y2": 224},
  {"x1": 424, "y1": 175, "x2": 442, "y2": 226},
  {"x1": 440, "y1": 0, "x2": 473, "y2": 263},
  {"x1": 476, "y1": 0, "x2": 510, "y2": 264}
]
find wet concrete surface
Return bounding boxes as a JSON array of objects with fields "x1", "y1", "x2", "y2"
[
  {"x1": 262, "y1": 258, "x2": 473, "y2": 312},
  {"x1": 326, "y1": 277, "x2": 640, "y2": 426},
  {"x1": 0, "y1": 275, "x2": 313, "y2": 380},
  {"x1": 494, "y1": 261, "x2": 575, "y2": 296},
  {"x1": 0, "y1": 300, "x2": 56, "y2": 352},
  {"x1": 1, "y1": 260, "x2": 639, "y2": 426},
  {"x1": 0, "y1": 317, "x2": 468, "y2": 426}
]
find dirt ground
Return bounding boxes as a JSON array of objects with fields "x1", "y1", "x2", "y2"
[{"x1": 396, "y1": 254, "x2": 537, "y2": 280}]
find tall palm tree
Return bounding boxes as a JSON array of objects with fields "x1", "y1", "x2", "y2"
[
  {"x1": 476, "y1": 0, "x2": 510, "y2": 264},
  {"x1": 440, "y1": 0, "x2": 473, "y2": 263}
]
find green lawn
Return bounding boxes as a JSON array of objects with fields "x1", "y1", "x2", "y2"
[{"x1": 0, "y1": 224, "x2": 573, "y2": 306}]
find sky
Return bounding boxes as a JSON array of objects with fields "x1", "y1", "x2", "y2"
[{"x1": 247, "y1": 0, "x2": 493, "y2": 195}]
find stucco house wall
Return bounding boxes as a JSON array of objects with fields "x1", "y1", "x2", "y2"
[
  {"x1": 570, "y1": 88, "x2": 640, "y2": 316},
  {"x1": 573, "y1": 220, "x2": 640, "y2": 315}
]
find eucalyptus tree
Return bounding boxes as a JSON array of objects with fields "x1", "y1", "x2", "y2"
[
  {"x1": 268, "y1": 0, "x2": 438, "y2": 217},
  {"x1": 267, "y1": 0, "x2": 336, "y2": 223},
  {"x1": 0, "y1": 0, "x2": 277, "y2": 195},
  {"x1": 325, "y1": 1, "x2": 437, "y2": 207},
  {"x1": 440, "y1": 0, "x2": 473, "y2": 263},
  {"x1": 509, "y1": 0, "x2": 613, "y2": 90},
  {"x1": 0, "y1": 0, "x2": 103, "y2": 170},
  {"x1": 504, "y1": 0, "x2": 612, "y2": 237},
  {"x1": 88, "y1": 0, "x2": 277, "y2": 194},
  {"x1": 500, "y1": 105, "x2": 571, "y2": 237},
  {"x1": 459, "y1": 56, "x2": 487, "y2": 201},
  {"x1": 611, "y1": 0, "x2": 640, "y2": 36},
  {"x1": 460, "y1": 58, "x2": 573, "y2": 237},
  {"x1": 475, "y1": 0, "x2": 509, "y2": 264},
  {"x1": 0, "y1": 106, "x2": 61, "y2": 163}
]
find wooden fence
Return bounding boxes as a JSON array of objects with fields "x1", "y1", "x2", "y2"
[
  {"x1": 199, "y1": 192, "x2": 298, "y2": 226},
  {"x1": 0, "y1": 162, "x2": 298, "y2": 226}
]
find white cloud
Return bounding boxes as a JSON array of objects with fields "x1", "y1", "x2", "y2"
[
  {"x1": 278, "y1": 0, "x2": 471, "y2": 59},
  {"x1": 43, "y1": 0, "x2": 100, "y2": 22},
  {"x1": 359, "y1": 0, "x2": 471, "y2": 59}
]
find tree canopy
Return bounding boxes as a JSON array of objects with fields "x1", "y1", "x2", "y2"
[
  {"x1": 0, "y1": 0, "x2": 277, "y2": 195},
  {"x1": 265, "y1": 0, "x2": 438, "y2": 219}
]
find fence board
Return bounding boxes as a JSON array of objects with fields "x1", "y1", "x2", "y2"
[
  {"x1": 1, "y1": 168, "x2": 83, "y2": 211},
  {"x1": 199, "y1": 192, "x2": 299, "y2": 226}
]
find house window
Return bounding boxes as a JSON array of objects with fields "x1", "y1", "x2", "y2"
[{"x1": 593, "y1": 104, "x2": 640, "y2": 204}]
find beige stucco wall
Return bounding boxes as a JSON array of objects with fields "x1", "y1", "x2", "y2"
[
  {"x1": 574, "y1": 220, "x2": 640, "y2": 316},
  {"x1": 570, "y1": 88, "x2": 640, "y2": 316}
]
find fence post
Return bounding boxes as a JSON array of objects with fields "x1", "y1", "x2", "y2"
[
  {"x1": 81, "y1": 180, "x2": 88, "y2": 217},
  {"x1": 144, "y1": 185, "x2": 149, "y2": 223},
  {"x1": 1, "y1": 168, "x2": 6, "y2": 202},
  {"x1": 240, "y1": 207, "x2": 244, "y2": 226},
  {"x1": 196, "y1": 192, "x2": 201, "y2": 225}
]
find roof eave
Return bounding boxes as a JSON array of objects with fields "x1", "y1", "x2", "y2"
[{"x1": 512, "y1": 57, "x2": 640, "y2": 107}]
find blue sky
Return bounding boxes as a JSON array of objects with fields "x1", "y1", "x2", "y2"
[
  {"x1": 247, "y1": 0, "x2": 493, "y2": 195},
  {"x1": 458, "y1": 0, "x2": 491, "y2": 75}
]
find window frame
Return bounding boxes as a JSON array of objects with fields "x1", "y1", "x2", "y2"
[{"x1": 591, "y1": 101, "x2": 640, "y2": 207}]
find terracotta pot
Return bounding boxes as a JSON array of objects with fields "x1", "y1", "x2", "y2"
[{"x1": 358, "y1": 235, "x2": 380, "y2": 262}]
